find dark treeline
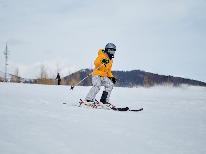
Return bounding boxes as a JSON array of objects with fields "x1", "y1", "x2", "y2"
[{"x1": 64, "y1": 69, "x2": 206, "y2": 87}]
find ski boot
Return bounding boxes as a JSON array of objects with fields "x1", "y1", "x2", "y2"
[
  {"x1": 79, "y1": 99, "x2": 98, "y2": 108},
  {"x1": 99, "y1": 91, "x2": 115, "y2": 110}
]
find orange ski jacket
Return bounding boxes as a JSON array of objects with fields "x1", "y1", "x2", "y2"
[{"x1": 92, "y1": 49, "x2": 113, "y2": 77}]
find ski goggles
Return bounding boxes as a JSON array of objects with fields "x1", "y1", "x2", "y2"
[{"x1": 107, "y1": 48, "x2": 116, "y2": 55}]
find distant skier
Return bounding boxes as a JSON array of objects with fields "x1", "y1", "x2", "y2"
[
  {"x1": 85, "y1": 43, "x2": 117, "y2": 104},
  {"x1": 56, "y1": 73, "x2": 61, "y2": 85}
]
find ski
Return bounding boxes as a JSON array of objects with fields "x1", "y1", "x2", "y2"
[
  {"x1": 79, "y1": 99, "x2": 109, "y2": 109},
  {"x1": 95, "y1": 99, "x2": 143, "y2": 112},
  {"x1": 129, "y1": 108, "x2": 143, "y2": 112},
  {"x1": 79, "y1": 99, "x2": 143, "y2": 112}
]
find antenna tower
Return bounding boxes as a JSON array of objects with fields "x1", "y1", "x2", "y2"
[{"x1": 4, "y1": 43, "x2": 9, "y2": 82}]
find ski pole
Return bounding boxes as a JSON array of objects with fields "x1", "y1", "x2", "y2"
[{"x1": 70, "y1": 63, "x2": 104, "y2": 90}]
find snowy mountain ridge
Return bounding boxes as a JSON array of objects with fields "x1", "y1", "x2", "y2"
[{"x1": 64, "y1": 69, "x2": 206, "y2": 87}]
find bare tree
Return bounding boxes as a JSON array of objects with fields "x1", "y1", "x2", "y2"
[
  {"x1": 10, "y1": 67, "x2": 21, "y2": 83},
  {"x1": 40, "y1": 64, "x2": 48, "y2": 79},
  {"x1": 14, "y1": 68, "x2": 19, "y2": 77},
  {"x1": 55, "y1": 63, "x2": 62, "y2": 78}
]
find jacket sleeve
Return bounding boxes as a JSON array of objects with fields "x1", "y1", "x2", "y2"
[
  {"x1": 94, "y1": 55, "x2": 102, "y2": 68},
  {"x1": 107, "y1": 64, "x2": 113, "y2": 77},
  {"x1": 107, "y1": 71, "x2": 113, "y2": 77}
]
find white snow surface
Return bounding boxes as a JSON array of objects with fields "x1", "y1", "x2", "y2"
[{"x1": 0, "y1": 83, "x2": 206, "y2": 154}]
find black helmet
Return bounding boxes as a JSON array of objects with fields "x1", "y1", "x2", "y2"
[
  {"x1": 105, "y1": 43, "x2": 116, "y2": 51},
  {"x1": 105, "y1": 43, "x2": 116, "y2": 59}
]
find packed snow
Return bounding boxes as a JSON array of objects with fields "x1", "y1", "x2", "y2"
[{"x1": 0, "y1": 83, "x2": 206, "y2": 154}]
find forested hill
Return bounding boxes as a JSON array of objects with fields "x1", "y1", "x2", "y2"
[{"x1": 64, "y1": 69, "x2": 206, "y2": 87}]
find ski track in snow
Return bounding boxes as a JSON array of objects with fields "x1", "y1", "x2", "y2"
[{"x1": 0, "y1": 83, "x2": 206, "y2": 154}]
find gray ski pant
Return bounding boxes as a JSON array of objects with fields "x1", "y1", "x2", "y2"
[{"x1": 85, "y1": 75, "x2": 114, "y2": 102}]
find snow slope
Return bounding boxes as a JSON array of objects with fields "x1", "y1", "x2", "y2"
[{"x1": 0, "y1": 83, "x2": 206, "y2": 154}]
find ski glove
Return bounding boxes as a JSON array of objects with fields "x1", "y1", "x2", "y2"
[
  {"x1": 109, "y1": 77, "x2": 117, "y2": 84},
  {"x1": 101, "y1": 58, "x2": 110, "y2": 65}
]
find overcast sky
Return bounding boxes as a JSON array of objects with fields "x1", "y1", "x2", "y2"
[{"x1": 0, "y1": 0, "x2": 206, "y2": 81}]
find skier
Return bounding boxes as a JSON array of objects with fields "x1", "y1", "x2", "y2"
[
  {"x1": 85, "y1": 43, "x2": 117, "y2": 104},
  {"x1": 56, "y1": 73, "x2": 61, "y2": 85}
]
